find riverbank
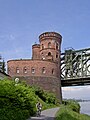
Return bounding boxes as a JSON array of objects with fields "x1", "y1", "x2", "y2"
[{"x1": 55, "y1": 100, "x2": 90, "y2": 120}]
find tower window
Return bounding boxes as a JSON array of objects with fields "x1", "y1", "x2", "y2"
[
  {"x1": 23, "y1": 67, "x2": 27, "y2": 74},
  {"x1": 42, "y1": 44, "x2": 44, "y2": 49},
  {"x1": 48, "y1": 42, "x2": 51, "y2": 48},
  {"x1": 48, "y1": 52, "x2": 51, "y2": 56},
  {"x1": 42, "y1": 67, "x2": 46, "y2": 74},
  {"x1": 52, "y1": 69, "x2": 54, "y2": 74},
  {"x1": 56, "y1": 42, "x2": 59, "y2": 50},
  {"x1": 41, "y1": 53, "x2": 45, "y2": 60},
  {"x1": 31, "y1": 67, "x2": 35, "y2": 74},
  {"x1": 16, "y1": 67, "x2": 19, "y2": 74},
  {"x1": 56, "y1": 53, "x2": 58, "y2": 58}
]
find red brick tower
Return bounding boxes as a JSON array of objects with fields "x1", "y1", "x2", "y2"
[
  {"x1": 7, "y1": 32, "x2": 62, "y2": 103},
  {"x1": 32, "y1": 44, "x2": 40, "y2": 59},
  {"x1": 39, "y1": 32, "x2": 62, "y2": 63}
]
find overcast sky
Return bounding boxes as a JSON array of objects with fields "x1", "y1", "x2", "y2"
[{"x1": 0, "y1": 0, "x2": 90, "y2": 100}]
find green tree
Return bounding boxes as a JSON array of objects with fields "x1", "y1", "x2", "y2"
[
  {"x1": 1, "y1": 60, "x2": 6, "y2": 73},
  {"x1": 0, "y1": 55, "x2": 6, "y2": 73}
]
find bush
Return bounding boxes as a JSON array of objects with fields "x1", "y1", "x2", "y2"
[
  {"x1": 63, "y1": 100, "x2": 80, "y2": 113},
  {"x1": 0, "y1": 79, "x2": 37, "y2": 120},
  {"x1": 0, "y1": 108, "x2": 29, "y2": 120},
  {"x1": 0, "y1": 79, "x2": 59, "y2": 120},
  {"x1": 32, "y1": 86, "x2": 57, "y2": 104},
  {"x1": 56, "y1": 100, "x2": 90, "y2": 120}
]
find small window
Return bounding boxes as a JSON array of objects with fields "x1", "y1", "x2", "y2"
[
  {"x1": 23, "y1": 67, "x2": 27, "y2": 74},
  {"x1": 41, "y1": 53, "x2": 45, "y2": 60},
  {"x1": 56, "y1": 42, "x2": 59, "y2": 50},
  {"x1": 42, "y1": 67, "x2": 46, "y2": 74},
  {"x1": 42, "y1": 44, "x2": 44, "y2": 49},
  {"x1": 48, "y1": 52, "x2": 51, "y2": 56},
  {"x1": 41, "y1": 52, "x2": 44, "y2": 57},
  {"x1": 42, "y1": 57, "x2": 45, "y2": 60},
  {"x1": 48, "y1": 42, "x2": 51, "y2": 48},
  {"x1": 52, "y1": 69, "x2": 54, "y2": 74},
  {"x1": 56, "y1": 53, "x2": 58, "y2": 58},
  {"x1": 31, "y1": 67, "x2": 35, "y2": 74},
  {"x1": 16, "y1": 67, "x2": 19, "y2": 74}
]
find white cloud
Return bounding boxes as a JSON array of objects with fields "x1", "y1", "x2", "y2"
[{"x1": 62, "y1": 86, "x2": 90, "y2": 100}]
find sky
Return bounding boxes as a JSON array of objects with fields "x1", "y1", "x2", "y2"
[{"x1": 0, "y1": 0, "x2": 90, "y2": 100}]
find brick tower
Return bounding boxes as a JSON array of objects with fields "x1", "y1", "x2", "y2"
[
  {"x1": 7, "y1": 32, "x2": 62, "y2": 103},
  {"x1": 39, "y1": 32, "x2": 62, "y2": 63}
]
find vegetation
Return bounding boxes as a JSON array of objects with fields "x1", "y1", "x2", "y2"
[
  {"x1": 2, "y1": 79, "x2": 90, "y2": 120},
  {"x1": 32, "y1": 86, "x2": 58, "y2": 104},
  {"x1": 56, "y1": 100, "x2": 90, "y2": 120},
  {"x1": 1, "y1": 59, "x2": 6, "y2": 72},
  {"x1": 0, "y1": 79, "x2": 58, "y2": 120},
  {"x1": 0, "y1": 55, "x2": 6, "y2": 73}
]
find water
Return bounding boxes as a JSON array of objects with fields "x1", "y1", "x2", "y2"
[{"x1": 79, "y1": 101, "x2": 90, "y2": 115}]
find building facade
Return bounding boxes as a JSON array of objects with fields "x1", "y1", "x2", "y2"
[{"x1": 7, "y1": 32, "x2": 62, "y2": 103}]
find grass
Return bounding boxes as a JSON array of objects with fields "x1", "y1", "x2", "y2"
[{"x1": 56, "y1": 100, "x2": 90, "y2": 120}]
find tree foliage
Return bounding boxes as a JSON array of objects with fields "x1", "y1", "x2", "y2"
[
  {"x1": 0, "y1": 80, "x2": 37, "y2": 120},
  {"x1": 0, "y1": 79, "x2": 58, "y2": 120},
  {"x1": 0, "y1": 55, "x2": 6, "y2": 73},
  {"x1": 32, "y1": 86, "x2": 58, "y2": 104}
]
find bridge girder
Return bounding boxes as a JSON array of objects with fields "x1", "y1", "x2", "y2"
[{"x1": 61, "y1": 47, "x2": 90, "y2": 81}]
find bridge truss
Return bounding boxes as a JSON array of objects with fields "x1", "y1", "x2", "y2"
[{"x1": 61, "y1": 48, "x2": 90, "y2": 86}]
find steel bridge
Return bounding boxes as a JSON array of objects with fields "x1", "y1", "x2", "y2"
[{"x1": 61, "y1": 47, "x2": 90, "y2": 87}]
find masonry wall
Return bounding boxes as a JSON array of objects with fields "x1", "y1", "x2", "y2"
[
  {"x1": 16, "y1": 76, "x2": 62, "y2": 101},
  {"x1": 7, "y1": 59, "x2": 60, "y2": 78}
]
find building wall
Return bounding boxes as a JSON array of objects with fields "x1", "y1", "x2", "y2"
[
  {"x1": 7, "y1": 59, "x2": 60, "y2": 78},
  {"x1": 18, "y1": 76, "x2": 62, "y2": 101}
]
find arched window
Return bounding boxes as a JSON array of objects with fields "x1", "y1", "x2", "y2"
[
  {"x1": 42, "y1": 67, "x2": 46, "y2": 74},
  {"x1": 41, "y1": 52, "x2": 45, "y2": 60},
  {"x1": 48, "y1": 52, "x2": 51, "y2": 56},
  {"x1": 41, "y1": 52, "x2": 43, "y2": 55},
  {"x1": 52, "y1": 69, "x2": 54, "y2": 74},
  {"x1": 16, "y1": 67, "x2": 19, "y2": 74},
  {"x1": 42, "y1": 44, "x2": 44, "y2": 49},
  {"x1": 31, "y1": 67, "x2": 35, "y2": 74},
  {"x1": 48, "y1": 42, "x2": 51, "y2": 48},
  {"x1": 23, "y1": 67, "x2": 27, "y2": 74},
  {"x1": 56, "y1": 53, "x2": 58, "y2": 58},
  {"x1": 56, "y1": 42, "x2": 59, "y2": 50}
]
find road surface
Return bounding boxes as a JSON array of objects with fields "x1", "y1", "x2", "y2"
[{"x1": 27, "y1": 107, "x2": 60, "y2": 120}]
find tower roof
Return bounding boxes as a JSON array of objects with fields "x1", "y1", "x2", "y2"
[
  {"x1": 39, "y1": 32, "x2": 62, "y2": 43},
  {"x1": 32, "y1": 44, "x2": 40, "y2": 48}
]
